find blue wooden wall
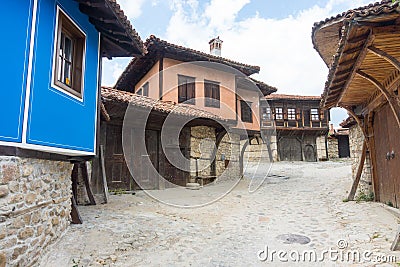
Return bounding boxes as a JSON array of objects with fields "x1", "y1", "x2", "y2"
[{"x1": 0, "y1": 0, "x2": 100, "y2": 155}]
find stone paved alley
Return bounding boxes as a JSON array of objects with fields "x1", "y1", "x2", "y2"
[{"x1": 39, "y1": 161, "x2": 400, "y2": 266}]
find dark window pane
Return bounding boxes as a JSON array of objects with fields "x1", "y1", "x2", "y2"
[{"x1": 240, "y1": 100, "x2": 253, "y2": 123}]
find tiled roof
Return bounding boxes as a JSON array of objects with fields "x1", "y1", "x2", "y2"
[
  {"x1": 312, "y1": 1, "x2": 399, "y2": 66},
  {"x1": 78, "y1": 0, "x2": 145, "y2": 57},
  {"x1": 313, "y1": 0, "x2": 400, "y2": 108},
  {"x1": 115, "y1": 35, "x2": 260, "y2": 89},
  {"x1": 265, "y1": 94, "x2": 321, "y2": 101},
  {"x1": 104, "y1": 0, "x2": 145, "y2": 53},
  {"x1": 249, "y1": 78, "x2": 278, "y2": 95},
  {"x1": 340, "y1": 116, "x2": 356, "y2": 128},
  {"x1": 313, "y1": 0, "x2": 397, "y2": 30},
  {"x1": 101, "y1": 87, "x2": 225, "y2": 121},
  {"x1": 146, "y1": 35, "x2": 260, "y2": 74}
]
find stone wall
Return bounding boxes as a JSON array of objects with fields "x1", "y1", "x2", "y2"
[
  {"x1": 216, "y1": 133, "x2": 240, "y2": 180},
  {"x1": 316, "y1": 135, "x2": 328, "y2": 161},
  {"x1": 190, "y1": 126, "x2": 215, "y2": 177},
  {"x1": 190, "y1": 126, "x2": 240, "y2": 181},
  {"x1": 243, "y1": 134, "x2": 278, "y2": 162},
  {"x1": 0, "y1": 156, "x2": 72, "y2": 266},
  {"x1": 349, "y1": 125, "x2": 373, "y2": 196},
  {"x1": 328, "y1": 137, "x2": 339, "y2": 159}
]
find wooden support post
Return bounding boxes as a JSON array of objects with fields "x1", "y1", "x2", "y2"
[
  {"x1": 391, "y1": 226, "x2": 400, "y2": 251},
  {"x1": 348, "y1": 140, "x2": 367, "y2": 201},
  {"x1": 100, "y1": 145, "x2": 109, "y2": 203},
  {"x1": 70, "y1": 195, "x2": 82, "y2": 224},
  {"x1": 80, "y1": 162, "x2": 96, "y2": 205},
  {"x1": 240, "y1": 139, "x2": 250, "y2": 176}
]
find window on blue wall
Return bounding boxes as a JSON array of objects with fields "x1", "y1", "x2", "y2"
[{"x1": 53, "y1": 9, "x2": 86, "y2": 99}]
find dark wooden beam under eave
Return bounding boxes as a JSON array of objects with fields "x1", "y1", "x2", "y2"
[
  {"x1": 337, "y1": 31, "x2": 374, "y2": 104},
  {"x1": 368, "y1": 45, "x2": 400, "y2": 72},
  {"x1": 101, "y1": 35, "x2": 132, "y2": 58}
]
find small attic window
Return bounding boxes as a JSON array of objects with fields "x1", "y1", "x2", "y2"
[{"x1": 52, "y1": 7, "x2": 86, "y2": 99}]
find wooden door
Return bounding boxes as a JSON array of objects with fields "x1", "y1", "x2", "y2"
[
  {"x1": 159, "y1": 127, "x2": 190, "y2": 187},
  {"x1": 373, "y1": 103, "x2": 400, "y2": 207},
  {"x1": 138, "y1": 130, "x2": 160, "y2": 190},
  {"x1": 387, "y1": 105, "x2": 400, "y2": 207},
  {"x1": 278, "y1": 137, "x2": 302, "y2": 161},
  {"x1": 338, "y1": 136, "x2": 350, "y2": 158},
  {"x1": 303, "y1": 144, "x2": 316, "y2": 162},
  {"x1": 105, "y1": 124, "x2": 134, "y2": 190}
]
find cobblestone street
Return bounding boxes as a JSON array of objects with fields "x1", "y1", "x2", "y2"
[{"x1": 39, "y1": 161, "x2": 400, "y2": 266}]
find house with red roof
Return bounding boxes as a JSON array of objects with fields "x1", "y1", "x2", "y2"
[{"x1": 255, "y1": 94, "x2": 330, "y2": 162}]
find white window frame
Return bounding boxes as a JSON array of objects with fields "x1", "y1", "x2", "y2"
[
  {"x1": 287, "y1": 108, "x2": 296, "y2": 120},
  {"x1": 275, "y1": 107, "x2": 283, "y2": 120},
  {"x1": 51, "y1": 6, "x2": 86, "y2": 102},
  {"x1": 311, "y1": 108, "x2": 320, "y2": 121}
]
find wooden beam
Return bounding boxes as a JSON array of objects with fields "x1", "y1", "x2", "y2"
[
  {"x1": 76, "y1": 1, "x2": 106, "y2": 8},
  {"x1": 71, "y1": 195, "x2": 83, "y2": 224},
  {"x1": 338, "y1": 58, "x2": 358, "y2": 67},
  {"x1": 356, "y1": 70, "x2": 400, "y2": 128},
  {"x1": 368, "y1": 46, "x2": 400, "y2": 72},
  {"x1": 337, "y1": 31, "x2": 374, "y2": 104},
  {"x1": 80, "y1": 162, "x2": 96, "y2": 205},
  {"x1": 343, "y1": 46, "x2": 363, "y2": 55},
  {"x1": 342, "y1": 106, "x2": 368, "y2": 141},
  {"x1": 335, "y1": 68, "x2": 352, "y2": 77},
  {"x1": 348, "y1": 140, "x2": 367, "y2": 201},
  {"x1": 347, "y1": 33, "x2": 370, "y2": 44},
  {"x1": 372, "y1": 24, "x2": 400, "y2": 35}
]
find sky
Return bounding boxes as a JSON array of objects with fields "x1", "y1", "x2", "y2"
[{"x1": 102, "y1": 0, "x2": 374, "y2": 127}]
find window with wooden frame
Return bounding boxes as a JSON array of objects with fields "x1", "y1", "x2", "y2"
[
  {"x1": 287, "y1": 108, "x2": 296, "y2": 120},
  {"x1": 240, "y1": 100, "x2": 253, "y2": 123},
  {"x1": 275, "y1": 107, "x2": 283, "y2": 120},
  {"x1": 262, "y1": 107, "x2": 272, "y2": 121},
  {"x1": 136, "y1": 82, "x2": 149, "y2": 96},
  {"x1": 53, "y1": 9, "x2": 85, "y2": 99},
  {"x1": 311, "y1": 108, "x2": 319, "y2": 121},
  {"x1": 178, "y1": 75, "x2": 195, "y2": 104},
  {"x1": 204, "y1": 80, "x2": 220, "y2": 108}
]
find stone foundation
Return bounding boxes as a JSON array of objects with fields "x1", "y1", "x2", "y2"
[
  {"x1": 243, "y1": 134, "x2": 278, "y2": 162},
  {"x1": 0, "y1": 156, "x2": 72, "y2": 266},
  {"x1": 216, "y1": 133, "x2": 240, "y2": 180},
  {"x1": 190, "y1": 126, "x2": 240, "y2": 181},
  {"x1": 349, "y1": 125, "x2": 373, "y2": 196},
  {"x1": 328, "y1": 137, "x2": 339, "y2": 159}
]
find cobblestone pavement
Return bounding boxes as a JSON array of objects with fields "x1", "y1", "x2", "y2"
[{"x1": 39, "y1": 161, "x2": 400, "y2": 266}]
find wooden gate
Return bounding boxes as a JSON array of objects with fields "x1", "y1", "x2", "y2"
[
  {"x1": 303, "y1": 144, "x2": 316, "y2": 162},
  {"x1": 373, "y1": 103, "x2": 400, "y2": 207},
  {"x1": 278, "y1": 137, "x2": 302, "y2": 161},
  {"x1": 105, "y1": 124, "x2": 136, "y2": 190},
  {"x1": 338, "y1": 135, "x2": 350, "y2": 158},
  {"x1": 140, "y1": 130, "x2": 160, "y2": 189}
]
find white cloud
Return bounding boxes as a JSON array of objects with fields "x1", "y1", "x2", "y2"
[
  {"x1": 204, "y1": 0, "x2": 250, "y2": 30},
  {"x1": 117, "y1": 0, "x2": 147, "y2": 19},
  {"x1": 162, "y1": 0, "x2": 372, "y2": 125},
  {"x1": 102, "y1": 0, "x2": 373, "y2": 125}
]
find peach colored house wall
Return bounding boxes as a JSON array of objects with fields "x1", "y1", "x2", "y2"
[
  {"x1": 162, "y1": 58, "x2": 237, "y2": 121},
  {"x1": 237, "y1": 87, "x2": 261, "y2": 131},
  {"x1": 134, "y1": 58, "x2": 261, "y2": 131},
  {"x1": 134, "y1": 61, "x2": 160, "y2": 99}
]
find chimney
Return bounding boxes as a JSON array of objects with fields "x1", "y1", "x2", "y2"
[{"x1": 209, "y1": 36, "x2": 223, "y2": 56}]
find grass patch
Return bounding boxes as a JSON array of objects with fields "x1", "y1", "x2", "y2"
[{"x1": 355, "y1": 191, "x2": 374, "y2": 203}]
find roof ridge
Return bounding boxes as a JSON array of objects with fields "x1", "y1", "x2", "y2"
[
  {"x1": 312, "y1": 0, "x2": 397, "y2": 32},
  {"x1": 145, "y1": 35, "x2": 260, "y2": 71}
]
